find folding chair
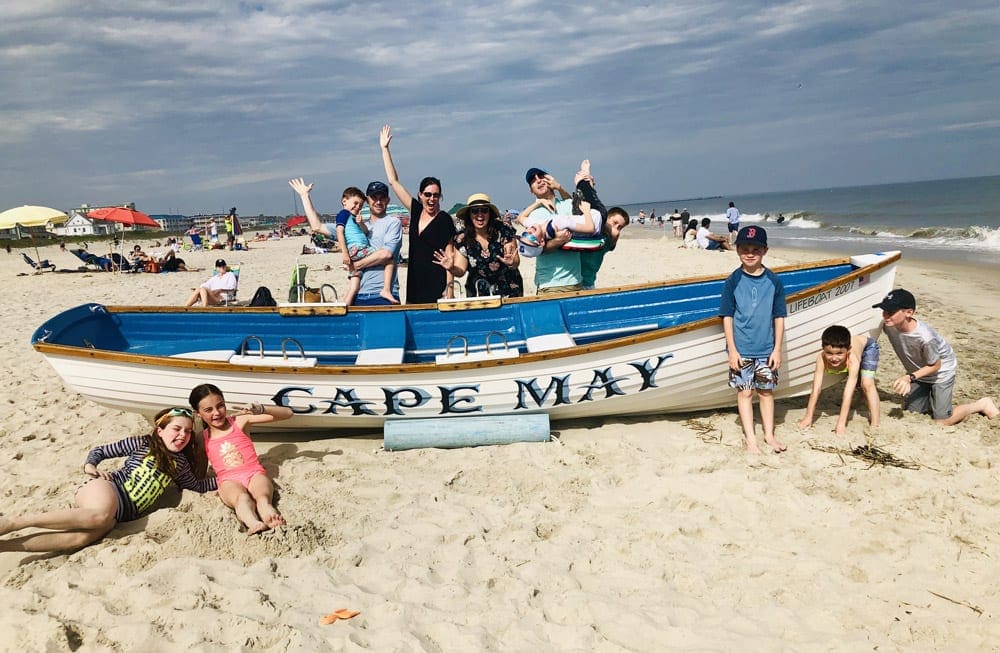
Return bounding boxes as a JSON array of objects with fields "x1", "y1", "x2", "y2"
[
  {"x1": 189, "y1": 233, "x2": 204, "y2": 251},
  {"x1": 220, "y1": 263, "x2": 241, "y2": 305},
  {"x1": 21, "y1": 253, "x2": 56, "y2": 272}
]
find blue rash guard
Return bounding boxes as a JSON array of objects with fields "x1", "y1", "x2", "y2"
[{"x1": 719, "y1": 267, "x2": 787, "y2": 358}]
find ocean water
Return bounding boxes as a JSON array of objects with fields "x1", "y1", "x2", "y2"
[{"x1": 619, "y1": 175, "x2": 1000, "y2": 265}]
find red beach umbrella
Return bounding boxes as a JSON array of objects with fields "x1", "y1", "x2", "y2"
[
  {"x1": 286, "y1": 215, "x2": 308, "y2": 229},
  {"x1": 88, "y1": 206, "x2": 159, "y2": 228}
]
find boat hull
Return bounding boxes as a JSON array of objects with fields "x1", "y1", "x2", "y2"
[{"x1": 32, "y1": 253, "x2": 899, "y2": 431}]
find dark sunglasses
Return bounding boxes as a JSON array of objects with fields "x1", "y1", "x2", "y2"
[
  {"x1": 470, "y1": 206, "x2": 491, "y2": 216},
  {"x1": 421, "y1": 192, "x2": 441, "y2": 199},
  {"x1": 368, "y1": 193, "x2": 389, "y2": 201}
]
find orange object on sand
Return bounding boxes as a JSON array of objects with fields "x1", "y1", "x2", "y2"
[{"x1": 320, "y1": 609, "x2": 361, "y2": 625}]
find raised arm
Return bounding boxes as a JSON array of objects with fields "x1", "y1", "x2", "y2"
[
  {"x1": 380, "y1": 125, "x2": 413, "y2": 209},
  {"x1": 288, "y1": 178, "x2": 331, "y2": 237}
]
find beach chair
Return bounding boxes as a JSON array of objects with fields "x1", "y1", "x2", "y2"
[
  {"x1": 109, "y1": 252, "x2": 134, "y2": 273},
  {"x1": 288, "y1": 263, "x2": 309, "y2": 302},
  {"x1": 21, "y1": 253, "x2": 56, "y2": 272},
  {"x1": 220, "y1": 263, "x2": 240, "y2": 305},
  {"x1": 188, "y1": 233, "x2": 204, "y2": 251}
]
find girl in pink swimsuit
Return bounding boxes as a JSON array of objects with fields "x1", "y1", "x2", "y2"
[{"x1": 189, "y1": 384, "x2": 293, "y2": 534}]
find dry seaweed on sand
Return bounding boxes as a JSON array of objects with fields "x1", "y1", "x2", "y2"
[
  {"x1": 686, "y1": 418, "x2": 723, "y2": 444},
  {"x1": 808, "y1": 441, "x2": 922, "y2": 470}
]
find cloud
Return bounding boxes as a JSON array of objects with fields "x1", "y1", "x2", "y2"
[{"x1": 0, "y1": 1, "x2": 997, "y2": 212}]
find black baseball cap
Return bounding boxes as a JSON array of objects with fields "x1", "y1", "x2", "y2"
[
  {"x1": 366, "y1": 181, "x2": 389, "y2": 197},
  {"x1": 215, "y1": 258, "x2": 227, "y2": 267},
  {"x1": 525, "y1": 167, "x2": 547, "y2": 184},
  {"x1": 734, "y1": 225, "x2": 767, "y2": 247},
  {"x1": 872, "y1": 289, "x2": 916, "y2": 312}
]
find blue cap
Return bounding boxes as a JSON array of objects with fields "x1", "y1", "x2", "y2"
[
  {"x1": 525, "y1": 168, "x2": 547, "y2": 184},
  {"x1": 734, "y1": 225, "x2": 767, "y2": 247},
  {"x1": 366, "y1": 181, "x2": 389, "y2": 197}
]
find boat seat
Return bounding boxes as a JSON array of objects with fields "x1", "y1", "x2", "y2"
[
  {"x1": 518, "y1": 301, "x2": 576, "y2": 352},
  {"x1": 356, "y1": 311, "x2": 408, "y2": 365}
]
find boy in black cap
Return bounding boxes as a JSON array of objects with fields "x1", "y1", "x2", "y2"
[
  {"x1": 874, "y1": 288, "x2": 997, "y2": 424},
  {"x1": 720, "y1": 225, "x2": 788, "y2": 453}
]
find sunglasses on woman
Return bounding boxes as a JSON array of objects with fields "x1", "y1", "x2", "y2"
[
  {"x1": 469, "y1": 206, "x2": 491, "y2": 216},
  {"x1": 421, "y1": 192, "x2": 441, "y2": 199}
]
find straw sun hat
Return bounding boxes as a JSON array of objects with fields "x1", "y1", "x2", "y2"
[{"x1": 455, "y1": 193, "x2": 501, "y2": 222}]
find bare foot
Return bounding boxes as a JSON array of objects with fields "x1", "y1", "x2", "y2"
[
  {"x1": 982, "y1": 397, "x2": 999, "y2": 420},
  {"x1": 245, "y1": 520, "x2": 269, "y2": 535},
  {"x1": 764, "y1": 435, "x2": 787, "y2": 453},
  {"x1": 258, "y1": 502, "x2": 286, "y2": 529},
  {"x1": 0, "y1": 517, "x2": 16, "y2": 537},
  {"x1": 380, "y1": 291, "x2": 400, "y2": 305},
  {"x1": 573, "y1": 159, "x2": 592, "y2": 185},
  {"x1": 744, "y1": 438, "x2": 762, "y2": 454}
]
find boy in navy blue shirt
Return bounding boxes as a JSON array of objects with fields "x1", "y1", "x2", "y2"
[{"x1": 720, "y1": 225, "x2": 788, "y2": 453}]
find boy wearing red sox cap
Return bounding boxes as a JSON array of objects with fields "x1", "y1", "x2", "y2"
[{"x1": 720, "y1": 225, "x2": 788, "y2": 454}]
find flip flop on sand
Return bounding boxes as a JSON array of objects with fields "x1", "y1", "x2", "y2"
[{"x1": 321, "y1": 609, "x2": 361, "y2": 625}]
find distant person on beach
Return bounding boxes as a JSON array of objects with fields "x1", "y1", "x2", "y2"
[
  {"x1": 725, "y1": 201, "x2": 740, "y2": 245},
  {"x1": 638, "y1": 210, "x2": 646, "y2": 225},
  {"x1": 184, "y1": 258, "x2": 237, "y2": 307},
  {"x1": 720, "y1": 225, "x2": 787, "y2": 454},
  {"x1": 435, "y1": 193, "x2": 524, "y2": 297},
  {"x1": 517, "y1": 160, "x2": 606, "y2": 258},
  {"x1": 289, "y1": 178, "x2": 397, "y2": 305},
  {"x1": 874, "y1": 289, "x2": 998, "y2": 424},
  {"x1": 581, "y1": 206, "x2": 630, "y2": 290},
  {"x1": 683, "y1": 219, "x2": 700, "y2": 248},
  {"x1": 380, "y1": 124, "x2": 456, "y2": 303},
  {"x1": 797, "y1": 325, "x2": 881, "y2": 435},
  {"x1": 207, "y1": 219, "x2": 219, "y2": 246},
  {"x1": 669, "y1": 209, "x2": 682, "y2": 236},
  {"x1": 696, "y1": 218, "x2": 732, "y2": 251},
  {"x1": 0, "y1": 407, "x2": 215, "y2": 553},
  {"x1": 189, "y1": 384, "x2": 292, "y2": 534}
]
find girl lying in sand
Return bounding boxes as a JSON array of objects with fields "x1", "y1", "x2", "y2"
[
  {"x1": 189, "y1": 384, "x2": 292, "y2": 534},
  {"x1": 0, "y1": 407, "x2": 216, "y2": 553}
]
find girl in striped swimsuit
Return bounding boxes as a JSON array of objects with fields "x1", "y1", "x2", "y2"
[{"x1": 0, "y1": 408, "x2": 216, "y2": 553}]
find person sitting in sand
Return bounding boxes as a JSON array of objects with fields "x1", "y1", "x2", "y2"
[
  {"x1": 797, "y1": 325, "x2": 881, "y2": 435},
  {"x1": 683, "y1": 219, "x2": 700, "y2": 248},
  {"x1": 184, "y1": 259, "x2": 236, "y2": 307},
  {"x1": 874, "y1": 289, "x2": 998, "y2": 425},
  {"x1": 159, "y1": 249, "x2": 189, "y2": 272},
  {"x1": 0, "y1": 407, "x2": 215, "y2": 554},
  {"x1": 696, "y1": 218, "x2": 732, "y2": 251},
  {"x1": 516, "y1": 159, "x2": 607, "y2": 258},
  {"x1": 189, "y1": 384, "x2": 292, "y2": 534}
]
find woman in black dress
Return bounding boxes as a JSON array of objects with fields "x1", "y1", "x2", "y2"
[{"x1": 380, "y1": 124, "x2": 456, "y2": 304}]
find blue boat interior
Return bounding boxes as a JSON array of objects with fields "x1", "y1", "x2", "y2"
[{"x1": 32, "y1": 263, "x2": 855, "y2": 366}]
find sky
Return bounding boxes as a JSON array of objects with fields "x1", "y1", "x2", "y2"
[{"x1": 1, "y1": 1, "x2": 997, "y2": 216}]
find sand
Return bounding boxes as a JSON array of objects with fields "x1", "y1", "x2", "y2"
[{"x1": 0, "y1": 234, "x2": 997, "y2": 651}]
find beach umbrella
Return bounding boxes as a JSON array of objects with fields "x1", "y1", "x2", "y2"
[
  {"x1": 87, "y1": 206, "x2": 159, "y2": 271},
  {"x1": 87, "y1": 205, "x2": 159, "y2": 228},
  {"x1": 286, "y1": 215, "x2": 308, "y2": 229},
  {"x1": 0, "y1": 205, "x2": 68, "y2": 266}
]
